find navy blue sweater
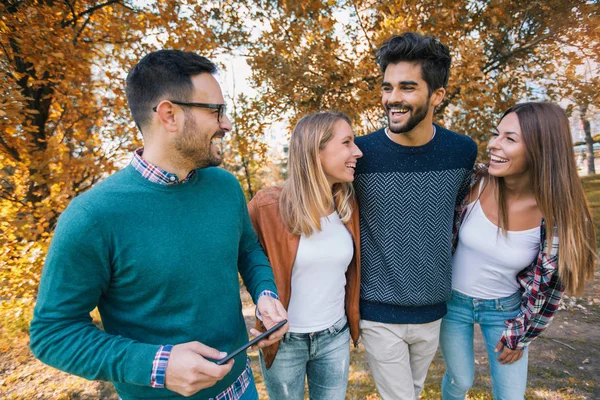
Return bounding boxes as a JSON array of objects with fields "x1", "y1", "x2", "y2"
[{"x1": 354, "y1": 125, "x2": 477, "y2": 324}]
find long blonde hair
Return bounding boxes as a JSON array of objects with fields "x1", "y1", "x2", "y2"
[
  {"x1": 280, "y1": 112, "x2": 355, "y2": 236},
  {"x1": 490, "y1": 102, "x2": 596, "y2": 295}
]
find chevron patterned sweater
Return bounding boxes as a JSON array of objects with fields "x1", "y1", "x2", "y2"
[{"x1": 354, "y1": 125, "x2": 477, "y2": 324}]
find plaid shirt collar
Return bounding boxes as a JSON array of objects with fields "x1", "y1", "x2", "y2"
[{"x1": 131, "y1": 148, "x2": 196, "y2": 185}]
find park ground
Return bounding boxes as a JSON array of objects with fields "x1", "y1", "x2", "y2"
[{"x1": 1, "y1": 174, "x2": 600, "y2": 399}]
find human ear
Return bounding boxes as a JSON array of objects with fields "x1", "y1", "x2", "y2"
[
  {"x1": 430, "y1": 87, "x2": 446, "y2": 107},
  {"x1": 154, "y1": 101, "x2": 179, "y2": 133}
]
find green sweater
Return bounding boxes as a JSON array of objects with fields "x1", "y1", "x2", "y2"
[{"x1": 29, "y1": 165, "x2": 277, "y2": 399}]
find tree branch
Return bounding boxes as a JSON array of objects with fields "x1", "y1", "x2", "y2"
[
  {"x1": 0, "y1": 133, "x2": 21, "y2": 162},
  {"x1": 352, "y1": 0, "x2": 375, "y2": 52},
  {"x1": 482, "y1": 33, "x2": 555, "y2": 75},
  {"x1": 63, "y1": 0, "x2": 78, "y2": 27},
  {"x1": 73, "y1": 14, "x2": 93, "y2": 44},
  {"x1": 60, "y1": 0, "x2": 123, "y2": 28}
]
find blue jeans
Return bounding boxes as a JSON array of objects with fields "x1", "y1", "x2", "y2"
[
  {"x1": 440, "y1": 290, "x2": 529, "y2": 400},
  {"x1": 259, "y1": 316, "x2": 351, "y2": 400}
]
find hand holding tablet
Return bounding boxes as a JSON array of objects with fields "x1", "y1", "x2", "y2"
[{"x1": 215, "y1": 319, "x2": 288, "y2": 365}]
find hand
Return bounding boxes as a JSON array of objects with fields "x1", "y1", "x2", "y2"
[
  {"x1": 495, "y1": 341, "x2": 524, "y2": 364},
  {"x1": 165, "y1": 341, "x2": 234, "y2": 397},
  {"x1": 250, "y1": 296, "x2": 289, "y2": 348}
]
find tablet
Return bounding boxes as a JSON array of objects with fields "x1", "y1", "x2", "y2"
[{"x1": 214, "y1": 319, "x2": 288, "y2": 365}]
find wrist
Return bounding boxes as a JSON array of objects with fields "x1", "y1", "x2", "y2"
[{"x1": 255, "y1": 290, "x2": 279, "y2": 321}]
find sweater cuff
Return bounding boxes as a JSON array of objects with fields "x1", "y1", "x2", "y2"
[{"x1": 150, "y1": 345, "x2": 173, "y2": 388}]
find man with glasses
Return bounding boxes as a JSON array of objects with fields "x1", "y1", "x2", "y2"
[{"x1": 30, "y1": 50, "x2": 288, "y2": 400}]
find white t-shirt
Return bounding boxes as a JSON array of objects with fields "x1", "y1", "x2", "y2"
[
  {"x1": 452, "y1": 197, "x2": 540, "y2": 299},
  {"x1": 287, "y1": 211, "x2": 354, "y2": 333}
]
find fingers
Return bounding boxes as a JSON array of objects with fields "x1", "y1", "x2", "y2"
[
  {"x1": 514, "y1": 350, "x2": 524, "y2": 362},
  {"x1": 494, "y1": 341, "x2": 503, "y2": 353},
  {"x1": 273, "y1": 300, "x2": 288, "y2": 322},
  {"x1": 267, "y1": 320, "x2": 288, "y2": 341},
  {"x1": 506, "y1": 350, "x2": 523, "y2": 364},
  {"x1": 194, "y1": 356, "x2": 234, "y2": 379},
  {"x1": 249, "y1": 328, "x2": 263, "y2": 337},
  {"x1": 255, "y1": 337, "x2": 280, "y2": 348},
  {"x1": 187, "y1": 341, "x2": 226, "y2": 361},
  {"x1": 257, "y1": 297, "x2": 287, "y2": 325},
  {"x1": 165, "y1": 342, "x2": 234, "y2": 397},
  {"x1": 173, "y1": 360, "x2": 233, "y2": 397},
  {"x1": 249, "y1": 325, "x2": 287, "y2": 349},
  {"x1": 496, "y1": 346, "x2": 524, "y2": 365}
]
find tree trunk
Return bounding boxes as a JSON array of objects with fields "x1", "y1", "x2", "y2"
[
  {"x1": 580, "y1": 104, "x2": 595, "y2": 175},
  {"x1": 241, "y1": 157, "x2": 254, "y2": 200}
]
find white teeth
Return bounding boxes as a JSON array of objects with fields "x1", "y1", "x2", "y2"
[
  {"x1": 345, "y1": 163, "x2": 356, "y2": 169},
  {"x1": 491, "y1": 155, "x2": 508, "y2": 163},
  {"x1": 390, "y1": 108, "x2": 409, "y2": 113},
  {"x1": 211, "y1": 137, "x2": 223, "y2": 145}
]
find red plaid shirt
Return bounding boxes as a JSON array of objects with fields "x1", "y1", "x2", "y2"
[{"x1": 453, "y1": 164, "x2": 564, "y2": 350}]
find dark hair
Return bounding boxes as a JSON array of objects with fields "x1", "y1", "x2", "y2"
[
  {"x1": 125, "y1": 50, "x2": 217, "y2": 131},
  {"x1": 376, "y1": 32, "x2": 451, "y2": 94}
]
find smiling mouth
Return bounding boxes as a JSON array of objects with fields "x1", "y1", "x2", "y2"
[
  {"x1": 490, "y1": 154, "x2": 508, "y2": 163},
  {"x1": 388, "y1": 106, "x2": 410, "y2": 117},
  {"x1": 345, "y1": 162, "x2": 356, "y2": 170},
  {"x1": 210, "y1": 132, "x2": 225, "y2": 146}
]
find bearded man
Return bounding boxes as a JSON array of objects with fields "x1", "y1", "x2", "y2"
[
  {"x1": 30, "y1": 50, "x2": 288, "y2": 400},
  {"x1": 353, "y1": 33, "x2": 477, "y2": 400}
]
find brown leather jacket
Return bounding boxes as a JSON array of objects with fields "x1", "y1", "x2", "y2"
[{"x1": 248, "y1": 186, "x2": 361, "y2": 369}]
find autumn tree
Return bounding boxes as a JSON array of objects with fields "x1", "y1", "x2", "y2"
[
  {"x1": 545, "y1": 4, "x2": 600, "y2": 174},
  {"x1": 2, "y1": 0, "x2": 598, "y2": 324},
  {"x1": 0, "y1": 0, "x2": 250, "y2": 311},
  {"x1": 222, "y1": 93, "x2": 270, "y2": 199},
  {"x1": 245, "y1": 0, "x2": 599, "y2": 154},
  {"x1": 567, "y1": 67, "x2": 599, "y2": 175}
]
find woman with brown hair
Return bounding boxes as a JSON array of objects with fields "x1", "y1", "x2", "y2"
[
  {"x1": 440, "y1": 102, "x2": 596, "y2": 399},
  {"x1": 248, "y1": 111, "x2": 362, "y2": 399}
]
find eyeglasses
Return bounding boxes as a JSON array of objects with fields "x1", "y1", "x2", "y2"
[{"x1": 153, "y1": 100, "x2": 227, "y2": 122}]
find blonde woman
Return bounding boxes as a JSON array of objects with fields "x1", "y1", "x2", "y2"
[
  {"x1": 440, "y1": 102, "x2": 596, "y2": 399},
  {"x1": 248, "y1": 111, "x2": 363, "y2": 400}
]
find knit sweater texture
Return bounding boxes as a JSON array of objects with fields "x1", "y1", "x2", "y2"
[
  {"x1": 354, "y1": 125, "x2": 477, "y2": 324},
  {"x1": 29, "y1": 165, "x2": 277, "y2": 399}
]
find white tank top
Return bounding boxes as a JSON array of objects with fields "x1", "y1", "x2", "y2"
[
  {"x1": 287, "y1": 211, "x2": 353, "y2": 333},
  {"x1": 452, "y1": 180, "x2": 540, "y2": 299}
]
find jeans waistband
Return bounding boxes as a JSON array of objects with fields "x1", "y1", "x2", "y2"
[
  {"x1": 451, "y1": 290, "x2": 523, "y2": 311},
  {"x1": 285, "y1": 315, "x2": 348, "y2": 339}
]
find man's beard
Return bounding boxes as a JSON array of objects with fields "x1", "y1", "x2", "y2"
[
  {"x1": 175, "y1": 115, "x2": 223, "y2": 169},
  {"x1": 387, "y1": 100, "x2": 430, "y2": 134}
]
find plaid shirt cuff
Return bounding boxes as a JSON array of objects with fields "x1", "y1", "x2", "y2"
[
  {"x1": 255, "y1": 290, "x2": 279, "y2": 321},
  {"x1": 259, "y1": 290, "x2": 279, "y2": 300},
  {"x1": 501, "y1": 332, "x2": 528, "y2": 350},
  {"x1": 150, "y1": 344, "x2": 173, "y2": 388}
]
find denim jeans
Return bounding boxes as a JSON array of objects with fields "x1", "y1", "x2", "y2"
[
  {"x1": 440, "y1": 290, "x2": 529, "y2": 400},
  {"x1": 259, "y1": 316, "x2": 351, "y2": 400}
]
